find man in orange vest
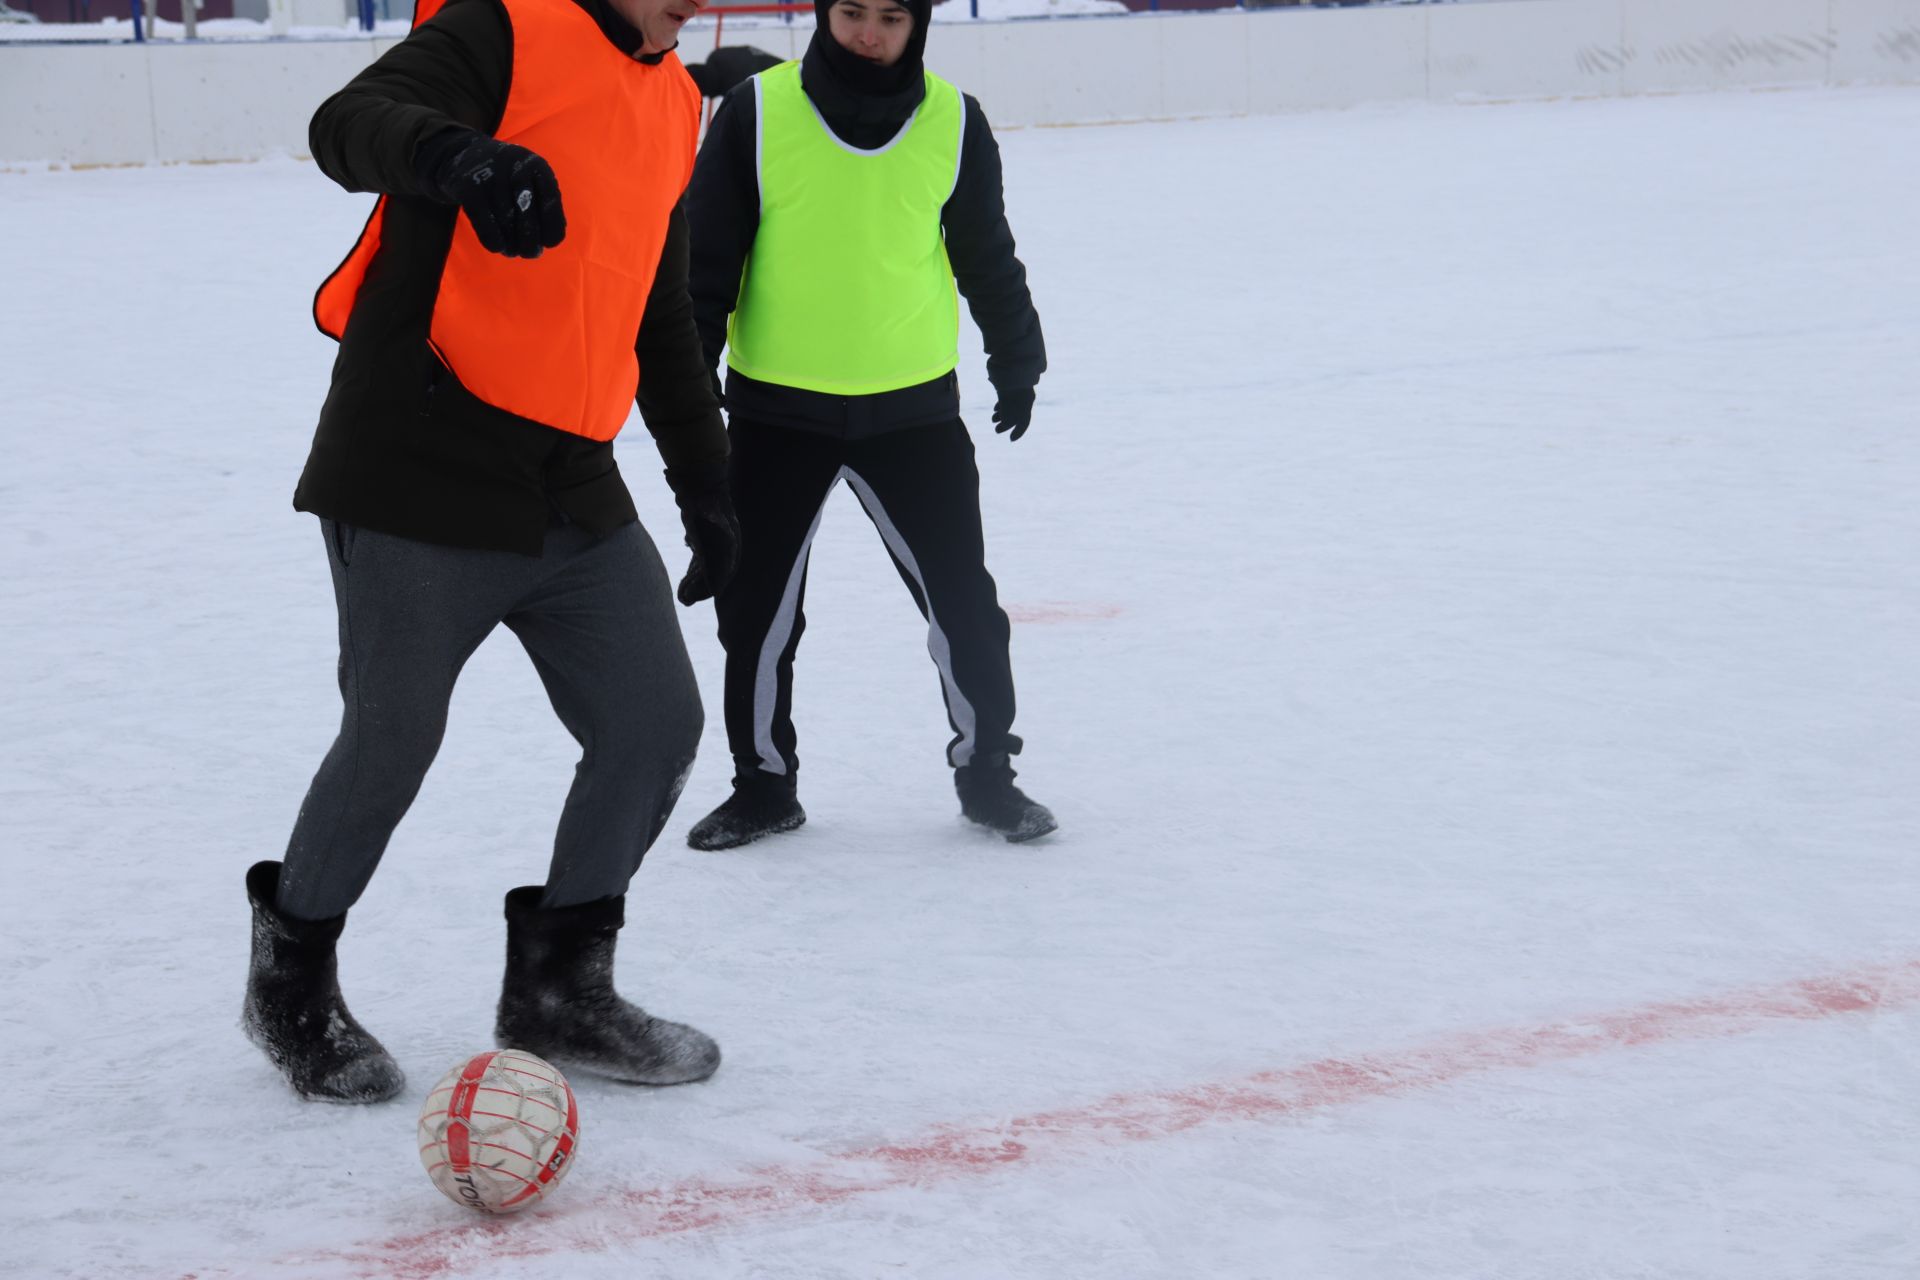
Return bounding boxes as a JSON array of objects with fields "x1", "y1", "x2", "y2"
[{"x1": 242, "y1": 0, "x2": 733, "y2": 1103}]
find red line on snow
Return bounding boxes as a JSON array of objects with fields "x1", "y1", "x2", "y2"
[{"x1": 231, "y1": 960, "x2": 1920, "y2": 1279}]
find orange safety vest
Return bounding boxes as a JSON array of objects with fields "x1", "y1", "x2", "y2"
[{"x1": 313, "y1": 0, "x2": 699, "y2": 443}]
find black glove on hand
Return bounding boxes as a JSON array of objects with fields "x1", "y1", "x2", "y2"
[
  {"x1": 665, "y1": 461, "x2": 742, "y2": 607},
  {"x1": 422, "y1": 129, "x2": 567, "y2": 259},
  {"x1": 991, "y1": 385, "x2": 1036, "y2": 442}
]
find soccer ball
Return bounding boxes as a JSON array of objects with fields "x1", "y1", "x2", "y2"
[{"x1": 417, "y1": 1049, "x2": 581, "y2": 1214}]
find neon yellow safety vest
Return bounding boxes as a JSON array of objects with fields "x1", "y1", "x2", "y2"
[{"x1": 726, "y1": 60, "x2": 964, "y2": 396}]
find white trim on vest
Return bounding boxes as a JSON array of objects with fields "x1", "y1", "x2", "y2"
[
  {"x1": 794, "y1": 62, "x2": 925, "y2": 158},
  {"x1": 752, "y1": 72, "x2": 765, "y2": 218},
  {"x1": 949, "y1": 91, "x2": 966, "y2": 202}
]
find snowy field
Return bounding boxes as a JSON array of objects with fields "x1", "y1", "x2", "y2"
[{"x1": 4, "y1": 86, "x2": 1919, "y2": 1278}]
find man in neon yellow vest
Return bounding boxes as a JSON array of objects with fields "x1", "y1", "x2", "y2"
[{"x1": 684, "y1": 0, "x2": 1052, "y2": 848}]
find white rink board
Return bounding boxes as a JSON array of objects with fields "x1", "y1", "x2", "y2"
[
  {"x1": 1831, "y1": 0, "x2": 1920, "y2": 81},
  {"x1": 146, "y1": 39, "x2": 391, "y2": 163},
  {"x1": 1157, "y1": 10, "x2": 1252, "y2": 119},
  {"x1": 1619, "y1": 0, "x2": 1834, "y2": 96},
  {"x1": 1426, "y1": 0, "x2": 1624, "y2": 101},
  {"x1": 5, "y1": 0, "x2": 1920, "y2": 164},
  {"x1": 1, "y1": 44, "x2": 161, "y2": 167},
  {"x1": 1244, "y1": 2, "x2": 1429, "y2": 114}
]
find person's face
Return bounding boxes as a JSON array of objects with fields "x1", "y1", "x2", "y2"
[
  {"x1": 828, "y1": 0, "x2": 913, "y2": 68},
  {"x1": 611, "y1": 0, "x2": 706, "y2": 55}
]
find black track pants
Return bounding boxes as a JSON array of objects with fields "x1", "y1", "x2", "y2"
[
  {"x1": 276, "y1": 518, "x2": 702, "y2": 921},
  {"x1": 714, "y1": 417, "x2": 1018, "y2": 782}
]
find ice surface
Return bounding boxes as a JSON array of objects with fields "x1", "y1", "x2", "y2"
[{"x1": 2, "y1": 87, "x2": 1918, "y2": 1278}]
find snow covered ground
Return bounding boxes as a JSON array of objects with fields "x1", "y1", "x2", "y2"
[{"x1": 4, "y1": 86, "x2": 1919, "y2": 1279}]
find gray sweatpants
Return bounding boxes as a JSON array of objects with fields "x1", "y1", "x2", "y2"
[{"x1": 276, "y1": 517, "x2": 701, "y2": 921}]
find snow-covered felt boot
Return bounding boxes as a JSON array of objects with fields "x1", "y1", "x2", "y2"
[
  {"x1": 955, "y1": 760, "x2": 1058, "y2": 843},
  {"x1": 685, "y1": 773, "x2": 805, "y2": 851},
  {"x1": 241, "y1": 860, "x2": 405, "y2": 1104},
  {"x1": 494, "y1": 887, "x2": 721, "y2": 1086}
]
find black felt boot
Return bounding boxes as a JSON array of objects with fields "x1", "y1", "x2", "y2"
[
  {"x1": 686, "y1": 772, "x2": 805, "y2": 851},
  {"x1": 241, "y1": 861, "x2": 405, "y2": 1103},
  {"x1": 495, "y1": 888, "x2": 721, "y2": 1085},
  {"x1": 956, "y1": 758, "x2": 1058, "y2": 843}
]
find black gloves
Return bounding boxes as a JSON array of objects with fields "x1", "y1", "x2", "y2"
[
  {"x1": 991, "y1": 385, "x2": 1036, "y2": 442},
  {"x1": 665, "y1": 461, "x2": 742, "y2": 607},
  {"x1": 419, "y1": 128, "x2": 567, "y2": 260}
]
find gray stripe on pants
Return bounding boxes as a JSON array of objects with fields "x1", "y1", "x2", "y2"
[
  {"x1": 752, "y1": 469, "x2": 845, "y2": 776},
  {"x1": 844, "y1": 469, "x2": 980, "y2": 768}
]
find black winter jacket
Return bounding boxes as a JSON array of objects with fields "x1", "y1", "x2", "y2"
[
  {"x1": 295, "y1": 0, "x2": 727, "y2": 555},
  {"x1": 685, "y1": 40, "x2": 1046, "y2": 438}
]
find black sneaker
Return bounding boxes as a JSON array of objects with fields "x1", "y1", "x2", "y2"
[
  {"x1": 955, "y1": 763, "x2": 1057, "y2": 843},
  {"x1": 687, "y1": 774, "x2": 806, "y2": 851}
]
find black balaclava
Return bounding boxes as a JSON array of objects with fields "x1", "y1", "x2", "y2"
[{"x1": 801, "y1": 0, "x2": 934, "y2": 149}]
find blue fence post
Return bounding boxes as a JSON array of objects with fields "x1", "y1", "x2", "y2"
[
  {"x1": 969, "y1": 0, "x2": 977, "y2": 16},
  {"x1": 359, "y1": 0, "x2": 374, "y2": 30},
  {"x1": 130, "y1": 0, "x2": 144, "y2": 41}
]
